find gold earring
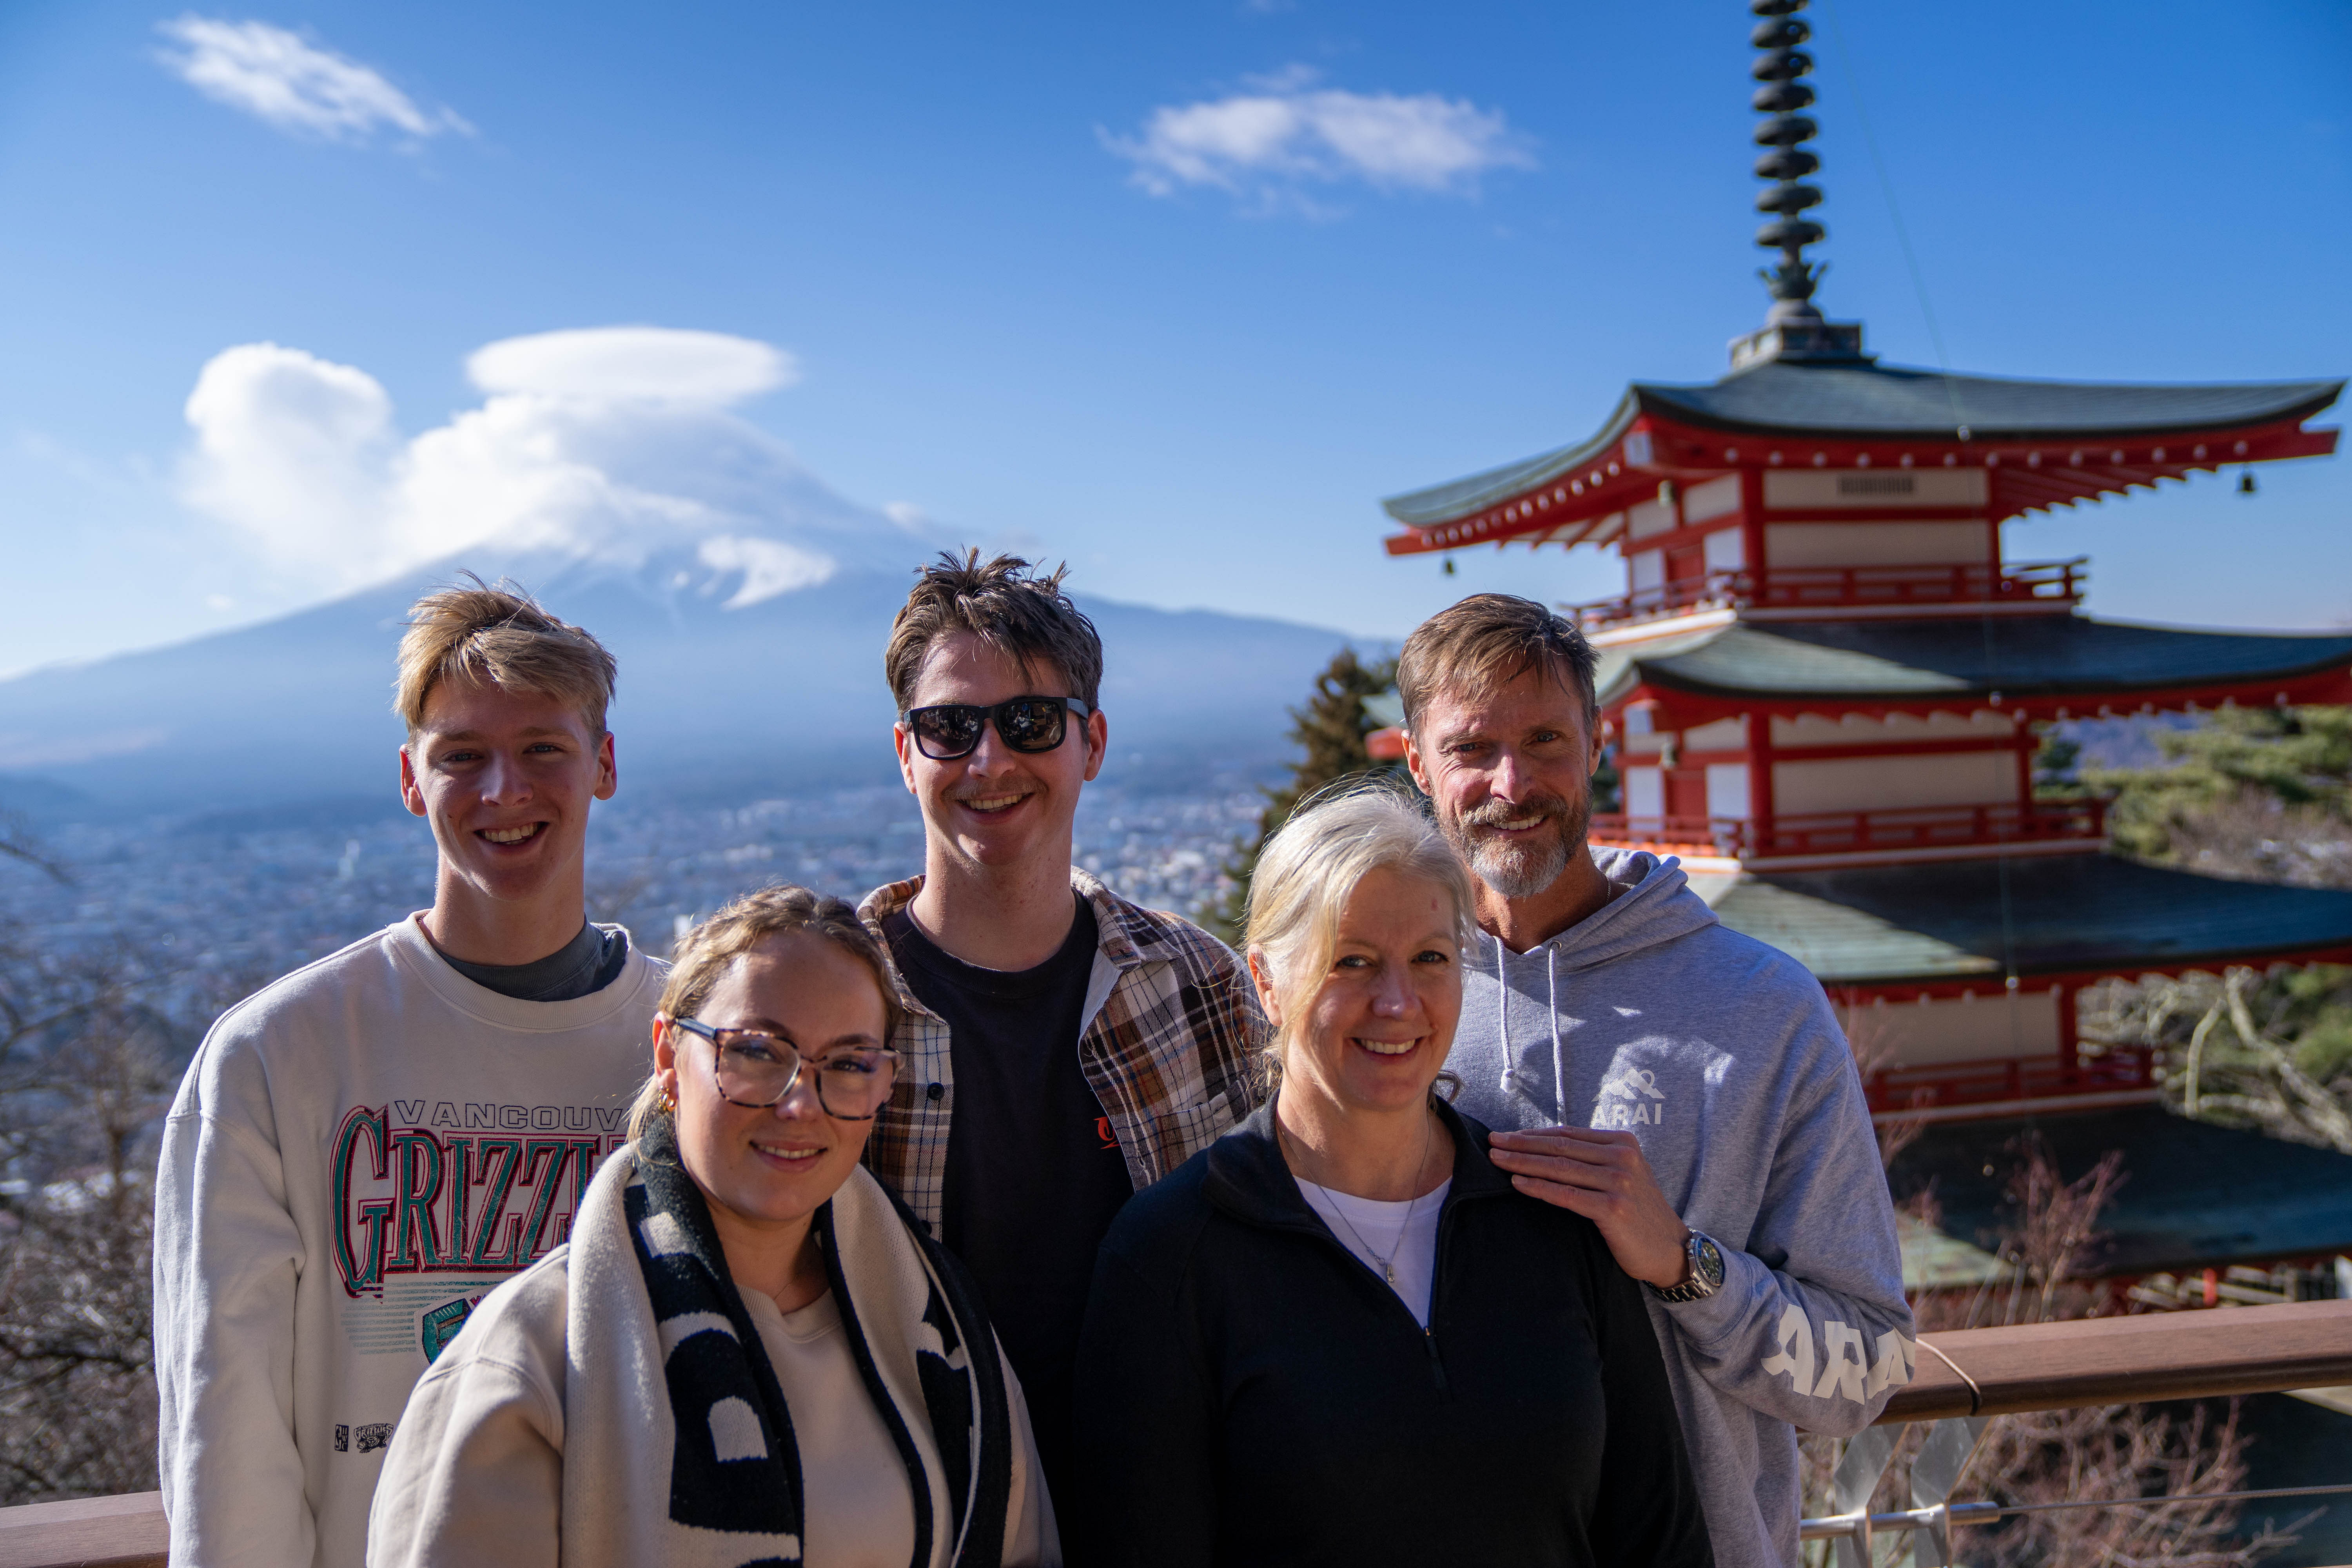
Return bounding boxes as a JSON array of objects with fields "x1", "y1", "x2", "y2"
[{"x1": 657, "y1": 1084, "x2": 677, "y2": 1114}]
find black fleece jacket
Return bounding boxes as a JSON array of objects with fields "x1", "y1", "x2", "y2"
[{"x1": 1070, "y1": 1096, "x2": 1713, "y2": 1568}]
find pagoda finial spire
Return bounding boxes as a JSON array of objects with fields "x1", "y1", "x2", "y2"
[
  {"x1": 1730, "y1": 0, "x2": 1867, "y2": 367},
  {"x1": 1750, "y1": 0, "x2": 1825, "y2": 322}
]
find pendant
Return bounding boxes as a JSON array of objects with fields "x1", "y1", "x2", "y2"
[{"x1": 1383, "y1": 1262, "x2": 1396, "y2": 1284}]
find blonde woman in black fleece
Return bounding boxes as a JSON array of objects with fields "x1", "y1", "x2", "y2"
[{"x1": 1071, "y1": 788, "x2": 1711, "y2": 1568}]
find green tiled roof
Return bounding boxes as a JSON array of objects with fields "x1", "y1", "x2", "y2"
[
  {"x1": 1635, "y1": 360, "x2": 2342, "y2": 443},
  {"x1": 1735, "y1": 854, "x2": 2352, "y2": 984},
  {"x1": 1713, "y1": 878, "x2": 1998, "y2": 982},
  {"x1": 1595, "y1": 616, "x2": 2352, "y2": 706},
  {"x1": 1380, "y1": 393, "x2": 1641, "y2": 528},
  {"x1": 1381, "y1": 361, "x2": 2342, "y2": 527}
]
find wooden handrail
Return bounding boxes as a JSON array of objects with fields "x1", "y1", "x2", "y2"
[
  {"x1": 1, "y1": 1302, "x2": 2346, "y2": 1565},
  {"x1": 0, "y1": 1489, "x2": 164, "y2": 1568},
  {"x1": 1883, "y1": 1298, "x2": 2352, "y2": 1424},
  {"x1": 1568, "y1": 557, "x2": 2090, "y2": 628}
]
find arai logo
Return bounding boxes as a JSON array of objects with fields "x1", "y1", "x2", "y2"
[{"x1": 1592, "y1": 1066, "x2": 1667, "y2": 1129}]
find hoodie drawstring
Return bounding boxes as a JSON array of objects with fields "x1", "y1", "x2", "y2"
[
  {"x1": 1494, "y1": 933, "x2": 1512, "y2": 1100},
  {"x1": 1493, "y1": 934, "x2": 1574, "y2": 1125},
  {"x1": 1547, "y1": 945, "x2": 1568, "y2": 1124}
]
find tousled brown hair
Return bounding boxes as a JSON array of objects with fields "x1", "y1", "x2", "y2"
[
  {"x1": 883, "y1": 550, "x2": 1104, "y2": 711},
  {"x1": 1396, "y1": 593, "x2": 1599, "y2": 739},
  {"x1": 627, "y1": 884, "x2": 906, "y2": 1140},
  {"x1": 394, "y1": 576, "x2": 617, "y2": 738}
]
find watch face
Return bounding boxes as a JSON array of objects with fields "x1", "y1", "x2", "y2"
[{"x1": 1693, "y1": 1234, "x2": 1724, "y2": 1288}]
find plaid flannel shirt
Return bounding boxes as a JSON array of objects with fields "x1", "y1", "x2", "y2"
[{"x1": 857, "y1": 869, "x2": 1269, "y2": 1237}]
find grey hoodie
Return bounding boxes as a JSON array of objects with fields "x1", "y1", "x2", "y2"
[{"x1": 1449, "y1": 847, "x2": 1914, "y2": 1568}]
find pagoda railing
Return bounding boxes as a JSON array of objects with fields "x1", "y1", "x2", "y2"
[
  {"x1": 1592, "y1": 799, "x2": 2108, "y2": 860},
  {"x1": 1864, "y1": 1044, "x2": 2157, "y2": 1118},
  {"x1": 1571, "y1": 557, "x2": 2087, "y2": 630}
]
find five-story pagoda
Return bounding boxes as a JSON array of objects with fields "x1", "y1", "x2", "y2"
[{"x1": 1378, "y1": 0, "x2": 2352, "y2": 1117}]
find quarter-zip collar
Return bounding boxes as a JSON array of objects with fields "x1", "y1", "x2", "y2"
[{"x1": 1200, "y1": 1093, "x2": 1512, "y2": 1235}]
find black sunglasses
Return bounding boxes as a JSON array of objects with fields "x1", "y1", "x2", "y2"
[{"x1": 900, "y1": 696, "x2": 1094, "y2": 761}]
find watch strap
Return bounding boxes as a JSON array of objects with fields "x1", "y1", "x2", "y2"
[{"x1": 1649, "y1": 1231, "x2": 1724, "y2": 1304}]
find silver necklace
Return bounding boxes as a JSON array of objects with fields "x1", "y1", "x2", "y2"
[{"x1": 1288, "y1": 1110, "x2": 1436, "y2": 1287}]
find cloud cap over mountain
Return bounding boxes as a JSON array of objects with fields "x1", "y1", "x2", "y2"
[{"x1": 175, "y1": 325, "x2": 909, "y2": 593}]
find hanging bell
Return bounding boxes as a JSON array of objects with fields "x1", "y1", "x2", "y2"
[
  {"x1": 2238, "y1": 469, "x2": 2258, "y2": 496},
  {"x1": 1443, "y1": 557, "x2": 1457, "y2": 576}
]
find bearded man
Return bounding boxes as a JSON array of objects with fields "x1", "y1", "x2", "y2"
[{"x1": 1398, "y1": 593, "x2": 1913, "y2": 1568}]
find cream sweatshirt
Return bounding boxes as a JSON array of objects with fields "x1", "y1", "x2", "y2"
[{"x1": 152, "y1": 914, "x2": 663, "y2": 1568}]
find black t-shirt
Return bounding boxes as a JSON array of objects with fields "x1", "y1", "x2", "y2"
[{"x1": 882, "y1": 896, "x2": 1134, "y2": 1499}]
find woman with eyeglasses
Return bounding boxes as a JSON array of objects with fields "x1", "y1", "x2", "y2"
[
  {"x1": 1068, "y1": 788, "x2": 1711, "y2": 1567},
  {"x1": 369, "y1": 884, "x2": 1058, "y2": 1568}
]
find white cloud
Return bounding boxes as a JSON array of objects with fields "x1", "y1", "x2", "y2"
[
  {"x1": 466, "y1": 327, "x2": 795, "y2": 404},
  {"x1": 175, "y1": 327, "x2": 925, "y2": 601},
  {"x1": 696, "y1": 536, "x2": 837, "y2": 608},
  {"x1": 1106, "y1": 69, "x2": 1534, "y2": 205},
  {"x1": 156, "y1": 16, "x2": 470, "y2": 143},
  {"x1": 180, "y1": 342, "x2": 398, "y2": 569}
]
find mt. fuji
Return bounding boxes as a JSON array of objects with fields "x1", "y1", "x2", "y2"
[{"x1": 0, "y1": 327, "x2": 1354, "y2": 815}]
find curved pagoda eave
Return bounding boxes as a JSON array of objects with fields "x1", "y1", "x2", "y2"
[
  {"x1": 1631, "y1": 362, "x2": 2344, "y2": 444},
  {"x1": 1381, "y1": 362, "x2": 2344, "y2": 557},
  {"x1": 1592, "y1": 616, "x2": 2352, "y2": 713},
  {"x1": 1380, "y1": 390, "x2": 1641, "y2": 529}
]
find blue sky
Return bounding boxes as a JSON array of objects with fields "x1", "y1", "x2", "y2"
[{"x1": 1, "y1": 0, "x2": 2347, "y2": 681}]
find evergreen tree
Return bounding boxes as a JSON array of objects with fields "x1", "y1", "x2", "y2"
[
  {"x1": 2090, "y1": 705, "x2": 2352, "y2": 862},
  {"x1": 1206, "y1": 649, "x2": 1400, "y2": 944},
  {"x1": 2030, "y1": 728, "x2": 2085, "y2": 800}
]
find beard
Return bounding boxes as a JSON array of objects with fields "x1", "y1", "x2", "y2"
[{"x1": 1439, "y1": 788, "x2": 1590, "y2": 901}]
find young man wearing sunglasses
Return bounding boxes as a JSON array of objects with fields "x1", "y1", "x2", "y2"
[{"x1": 860, "y1": 550, "x2": 1268, "y2": 1502}]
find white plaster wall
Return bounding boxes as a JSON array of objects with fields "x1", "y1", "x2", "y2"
[
  {"x1": 1630, "y1": 550, "x2": 1664, "y2": 591},
  {"x1": 1685, "y1": 474, "x2": 1741, "y2": 523},
  {"x1": 1623, "y1": 766, "x2": 1664, "y2": 818},
  {"x1": 1683, "y1": 715, "x2": 1748, "y2": 751},
  {"x1": 1706, "y1": 763, "x2": 1751, "y2": 820},
  {"x1": 1771, "y1": 710, "x2": 2015, "y2": 748},
  {"x1": 1703, "y1": 527, "x2": 1746, "y2": 572},
  {"x1": 1839, "y1": 989, "x2": 2061, "y2": 1067},
  {"x1": 1764, "y1": 468, "x2": 1989, "y2": 509},
  {"x1": 1773, "y1": 750, "x2": 2018, "y2": 814},
  {"x1": 1628, "y1": 498, "x2": 1676, "y2": 539},
  {"x1": 1764, "y1": 521, "x2": 1994, "y2": 568}
]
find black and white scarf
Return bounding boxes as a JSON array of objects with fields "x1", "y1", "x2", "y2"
[{"x1": 559, "y1": 1114, "x2": 1013, "y2": 1568}]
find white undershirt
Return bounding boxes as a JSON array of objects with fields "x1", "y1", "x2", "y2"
[
  {"x1": 742, "y1": 1288, "x2": 919, "y2": 1568},
  {"x1": 1294, "y1": 1176, "x2": 1452, "y2": 1328}
]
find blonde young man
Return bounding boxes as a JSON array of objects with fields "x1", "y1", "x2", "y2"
[
  {"x1": 1399, "y1": 593, "x2": 1912, "y2": 1568},
  {"x1": 153, "y1": 585, "x2": 664, "y2": 1568},
  {"x1": 859, "y1": 551, "x2": 1267, "y2": 1502}
]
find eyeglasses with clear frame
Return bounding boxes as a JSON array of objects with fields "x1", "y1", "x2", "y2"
[
  {"x1": 665, "y1": 1016, "x2": 902, "y2": 1120},
  {"x1": 899, "y1": 695, "x2": 1093, "y2": 762}
]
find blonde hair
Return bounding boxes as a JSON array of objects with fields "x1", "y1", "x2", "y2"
[
  {"x1": 626, "y1": 884, "x2": 906, "y2": 1140},
  {"x1": 1243, "y1": 784, "x2": 1476, "y2": 1080},
  {"x1": 393, "y1": 577, "x2": 618, "y2": 738}
]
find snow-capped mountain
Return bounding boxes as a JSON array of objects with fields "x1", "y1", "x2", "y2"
[
  {"x1": 0, "y1": 527, "x2": 1350, "y2": 816},
  {"x1": 0, "y1": 325, "x2": 1356, "y2": 816}
]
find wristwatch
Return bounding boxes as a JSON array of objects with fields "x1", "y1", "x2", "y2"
[{"x1": 1650, "y1": 1230, "x2": 1725, "y2": 1304}]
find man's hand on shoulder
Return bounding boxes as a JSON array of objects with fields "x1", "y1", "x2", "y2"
[{"x1": 1488, "y1": 1127, "x2": 1690, "y2": 1289}]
